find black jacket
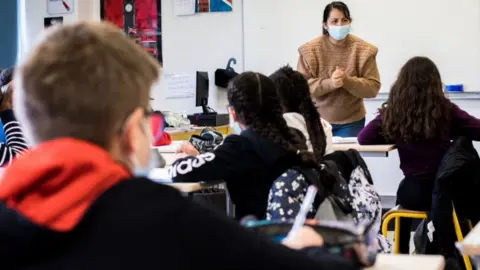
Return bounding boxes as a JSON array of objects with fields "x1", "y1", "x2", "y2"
[
  {"x1": 0, "y1": 178, "x2": 356, "y2": 270},
  {"x1": 420, "y1": 137, "x2": 480, "y2": 256},
  {"x1": 170, "y1": 129, "x2": 299, "y2": 219}
]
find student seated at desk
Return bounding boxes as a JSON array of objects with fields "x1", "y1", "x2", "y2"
[
  {"x1": 357, "y1": 56, "x2": 480, "y2": 254},
  {"x1": 267, "y1": 66, "x2": 391, "y2": 253},
  {"x1": 270, "y1": 65, "x2": 333, "y2": 157},
  {"x1": 0, "y1": 22, "x2": 357, "y2": 270},
  {"x1": 173, "y1": 72, "x2": 322, "y2": 220}
]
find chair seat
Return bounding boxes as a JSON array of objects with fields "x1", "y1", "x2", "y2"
[{"x1": 382, "y1": 205, "x2": 427, "y2": 220}]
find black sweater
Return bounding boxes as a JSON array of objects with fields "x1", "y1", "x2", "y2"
[
  {"x1": 170, "y1": 129, "x2": 299, "y2": 219},
  {"x1": 0, "y1": 178, "x2": 356, "y2": 270}
]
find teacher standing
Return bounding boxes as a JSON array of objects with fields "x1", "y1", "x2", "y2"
[{"x1": 297, "y1": 1, "x2": 380, "y2": 137}]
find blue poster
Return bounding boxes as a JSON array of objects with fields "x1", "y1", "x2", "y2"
[{"x1": 196, "y1": 0, "x2": 233, "y2": 13}]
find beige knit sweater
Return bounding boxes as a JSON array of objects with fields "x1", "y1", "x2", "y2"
[{"x1": 297, "y1": 34, "x2": 380, "y2": 125}]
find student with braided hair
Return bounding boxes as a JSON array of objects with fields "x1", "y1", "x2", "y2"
[
  {"x1": 270, "y1": 65, "x2": 333, "y2": 158},
  {"x1": 172, "y1": 72, "x2": 317, "y2": 220},
  {"x1": 266, "y1": 66, "x2": 392, "y2": 253}
]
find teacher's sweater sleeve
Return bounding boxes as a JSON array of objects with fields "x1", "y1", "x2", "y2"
[
  {"x1": 297, "y1": 55, "x2": 336, "y2": 98},
  {"x1": 342, "y1": 54, "x2": 381, "y2": 99}
]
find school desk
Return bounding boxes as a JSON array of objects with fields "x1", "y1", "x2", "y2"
[
  {"x1": 460, "y1": 221, "x2": 480, "y2": 253},
  {"x1": 166, "y1": 125, "x2": 230, "y2": 141},
  {"x1": 156, "y1": 140, "x2": 396, "y2": 158},
  {"x1": 333, "y1": 144, "x2": 396, "y2": 158},
  {"x1": 458, "y1": 221, "x2": 480, "y2": 268},
  {"x1": 365, "y1": 254, "x2": 444, "y2": 270},
  {"x1": 149, "y1": 166, "x2": 235, "y2": 217}
]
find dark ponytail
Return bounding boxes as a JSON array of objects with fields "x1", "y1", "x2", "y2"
[
  {"x1": 227, "y1": 72, "x2": 316, "y2": 166},
  {"x1": 270, "y1": 65, "x2": 327, "y2": 161}
]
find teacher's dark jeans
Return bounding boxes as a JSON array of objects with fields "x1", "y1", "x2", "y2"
[
  {"x1": 395, "y1": 177, "x2": 433, "y2": 254},
  {"x1": 331, "y1": 118, "x2": 365, "y2": 137}
]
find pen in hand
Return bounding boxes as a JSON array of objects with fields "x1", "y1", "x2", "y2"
[{"x1": 287, "y1": 185, "x2": 318, "y2": 238}]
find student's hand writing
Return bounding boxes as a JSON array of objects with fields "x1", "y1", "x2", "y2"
[
  {"x1": 330, "y1": 66, "x2": 345, "y2": 89},
  {"x1": 176, "y1": 141, "x2": 200, "y2": 156},
  {"x1": 282, "y1": 226, "x2": 324, "y2": 250}
]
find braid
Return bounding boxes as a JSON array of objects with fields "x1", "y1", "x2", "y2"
[
  {"x1": 270, "y1": 65, "x2": 327, "y2": 162},
  {"x1": 298, "y1": 97, "x2": 326, "y2": 160},
  {"x1": 227, "y1": 72, "x2": 316, "y2": 166}
]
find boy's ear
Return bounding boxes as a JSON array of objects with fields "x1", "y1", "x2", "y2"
[{"x1": 121, "y1": 108, "x2": 144, "y2": 152}]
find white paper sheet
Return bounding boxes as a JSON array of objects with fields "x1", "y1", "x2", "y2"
[
  {"x1": 173, "y1": 0, "x2": 196, "y2": 16},
  {"x1": 164, "y1": 73, "x2": 195, "y2": 99}
]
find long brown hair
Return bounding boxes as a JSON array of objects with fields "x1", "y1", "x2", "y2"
[{"x1": 380, "y1": 57, "x2": 453, "y2": 142}]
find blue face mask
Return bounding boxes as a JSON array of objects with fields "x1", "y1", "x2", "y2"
[
  {"x1": 132, "y1": 120, "x2": 157, "y2": 178},
  {"x1": 328, "y1": 24, "x2": 351, "y2": 41},
  {"x1": 230, "y1": 122, "x2": 243, "y2": 135}
]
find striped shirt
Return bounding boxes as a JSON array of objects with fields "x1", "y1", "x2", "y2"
[{"x1": 0, "y1": 109, "x2": 28, "y2": 166}]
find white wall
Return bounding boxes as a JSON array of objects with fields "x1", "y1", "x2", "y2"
[
  {"x1": 243, "y1": 0, "x2": 480, "y2": 92},
  {"x1": 152, "y1": 0, "x2": 243, "y2": 114},
  {"x1": 18, "y1": 0, "x2": 243, "y2": 114},
  {"x1": 18, "y1": 0, "x2": 101, "y2": 62}
]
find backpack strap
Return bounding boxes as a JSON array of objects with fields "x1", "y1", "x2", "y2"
[{"x1": 343, "y1": 149, "x2": 374, "y2": 185}]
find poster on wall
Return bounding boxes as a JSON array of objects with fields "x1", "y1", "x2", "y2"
[
  {"x1": 100, "y1": 0, "x2": 163, "y2": 64},
  {"x1": 196, "y1": 0, "x2": 232, "y2": 12}
]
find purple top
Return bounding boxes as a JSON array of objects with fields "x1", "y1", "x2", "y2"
[{"x1": 358, "y1": 104, "x2": 480, "y2": 180}]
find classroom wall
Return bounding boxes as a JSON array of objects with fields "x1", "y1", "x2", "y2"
[
  {"x1": 17, "y1": 0, "x2": 100, "y2": 62},
  {"x1": 152, "y1": 0, "x2": 243, "y2": 114},
  {"x1": 243, "y1": 0, "x2": 480, "y2": 93},
  {"x1": 18, "y1": 0, "x2": 242, "y2": 114}
]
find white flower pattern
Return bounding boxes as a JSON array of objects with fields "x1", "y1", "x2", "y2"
[{"x1": 266, "y1": 167, "x2": 392, "y2": 254}]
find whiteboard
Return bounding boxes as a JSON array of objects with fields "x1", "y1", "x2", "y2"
[{"x1": 243, "y1": 0, "x2": 480, "y2": 92}]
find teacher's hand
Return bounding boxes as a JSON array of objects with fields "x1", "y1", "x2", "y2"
[{"x1": 330, "y1": 66, "x2": 345, "y2": 89}]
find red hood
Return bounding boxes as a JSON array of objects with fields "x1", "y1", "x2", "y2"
[{"x1": 0, "y1": 138, "x2": 130, "y2": 231}]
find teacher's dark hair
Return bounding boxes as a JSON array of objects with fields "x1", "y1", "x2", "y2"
[
  {"x1": 270, "y1": 65, "x2": 327, "y2": 161},
  {"x1": 323, "y1": 1, "x2": 352, "y2": 35},
  {"x1": 227, "y1": 72, "x2": 316, "y2": 166},
  {"x1": 379, "y1": 57, "x2": 453, "y2": 143}
]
